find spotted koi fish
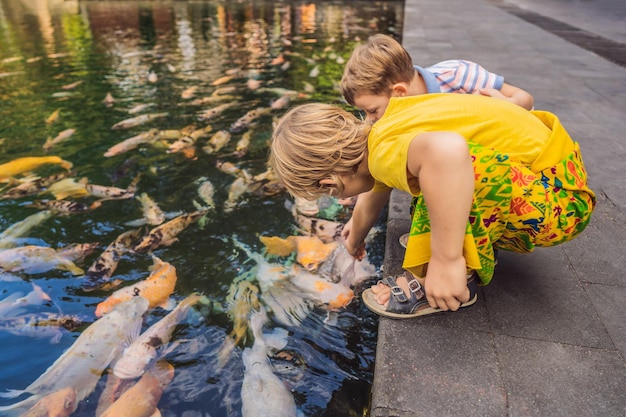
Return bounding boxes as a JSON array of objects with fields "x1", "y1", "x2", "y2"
[
  {"x1": 0, "y1": 170, "x2": 74, "y2": 200},
  {"x1": 94, "y1": 256, "x2": 177, "y2": 317},
  {"x1": 28, "y1": 199, "x2": 102, "y2": 213},
  {"x1": 133, "y1": 210, "x2": 207, "y2": 253}
]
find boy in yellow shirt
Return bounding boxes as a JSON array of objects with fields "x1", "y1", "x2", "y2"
[{"x1": 269, "y1": 94, "x2": 594, "y2": 318}]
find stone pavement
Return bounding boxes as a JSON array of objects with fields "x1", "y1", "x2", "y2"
[{"x1": 369, "y1": 0, "x2": 626, "y2": 416}]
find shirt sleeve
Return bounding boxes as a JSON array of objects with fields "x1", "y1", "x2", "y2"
[{"x1": 433, "y1": 60, "x2": 504, "y2": 93}]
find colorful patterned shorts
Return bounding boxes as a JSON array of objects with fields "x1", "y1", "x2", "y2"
[{"x1": 403, "y1": 141, "x2": 595, "y2": 285}]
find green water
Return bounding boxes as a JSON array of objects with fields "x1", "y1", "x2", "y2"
[{"x1": 0, "y1": 0, "x2": 403, "y2": 415}]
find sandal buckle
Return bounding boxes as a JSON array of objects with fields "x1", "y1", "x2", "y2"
[{"x1": 407, "y1": 279, "x2": 424, "y2": 298}]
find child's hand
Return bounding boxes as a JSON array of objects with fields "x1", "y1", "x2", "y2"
[
  {"x1": 423, "y1": 256, "x2": 470, "y2": 311},
  {"x1": 475, "y1": 87, "x2": 507, "y2": 101}
]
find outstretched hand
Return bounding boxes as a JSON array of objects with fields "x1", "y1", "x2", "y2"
[{"x1": 341, "y1": 218, "x2": 366, "y2": 261}]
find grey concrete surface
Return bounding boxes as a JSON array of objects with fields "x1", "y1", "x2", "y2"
[{"x1": 370, "y1": 0, "x2": 626, "y2": 416}]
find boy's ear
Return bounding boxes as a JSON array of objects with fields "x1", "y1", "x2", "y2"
[
  {"x1": 391, "y1": 82, "x2": 409, "y2": 97},
  {"x1": 319, "y1": 178, "x2": 336, "y2": 187}
]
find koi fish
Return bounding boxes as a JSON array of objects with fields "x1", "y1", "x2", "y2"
[
  {"x1": 100, "y1": 360, "x2": 175, "y2": 417},
  {"x1": 127, "y1": 103, "x2": 155, "y2": 114},
  {"x1": 0, "y1": 157, "x2": 72, "y2": 182},
  {"x1": 45, "y1": 109, "x2": 61, "y2": 125},
  {"x1": 211, "y1": 74, "x2": 236, "y2": 86},
  {"x1": 259, "y1": 235, "x2": 339, "y2": 271},
  {"x1": 133, "y1": 210, "x2": 206, "y2": 253},
  {"x1": 241, "y1": 307, "x2": 297, "y2": 417},
  {"x1": 103, "y1": 129, "x2": 173, "y2": 157},
  {"x1": 103, "y1": 92, "x2": 115, "y2": 108},
  {"x1": 215, "y1": 160, "x2": 248, "y2": 178},
  {"x1": 111, "y1": 113, "x2": 168, "y2": 130},
  {"x1": 0, "y1": 313, "x2": 82, "y2": 344},
  {"x1": 196, "y1": 179, "x2": 216, "y2": 210},
  {"x1": 293, "y1": 196, "x2": 319, "y2": 217},
  {"x1": 85, "y1": 177, "x2": 138, "y2": 201},
  {"x1": 17, "y1": 387, "x2": 77, "y2": 417},
  {"x1": 0, "y1": 171, "x2": 74, "y2": 200},
  {"x1": 270, "y1": 94, "x2": 291, "y2": 110},
  {"x1": 234, "y1": 130, "x2": 252, "y2": 157},
  {"x1": 0, "y1": 297, "x2": 149, "y2": 415},
  {"x1": 84, "y1": 228, "x2": 144, "y2": 284},
  {"x1": 27, "y1": 200, "x2": 102, "y2": 214},
  {"x1": 294, "y1": 215, "x2": 344, "y2": 243},
  {"x1": 94, "y1": 256, "x2": 177, "y2": 317},
  {"x1": 135, "y1": 193, "x2": 165, "y2": 226},
  {"x1": 95, "y1": 371, "x2": 135, "y2": 417},
  {"x1": 113, "y1": 293, "x2": 202, "y2": 379},
  {"x1": 216, "y1": 279, "x2": 261, "y2": 368},
  {"x1": 0, "y1": 211, "x2": 55, "y2": 249},
  {"x1": 289, "y1": 265, "x2": 354, "y2": 310},
  {"x1": 196, "y1": 102, "x2": 237, "y2": 122},
  {"x1": 0, "y1": 283, "x2": 51, "y2": 317},
  {"x1": 166, "y1": 124, "x2": 213, "y2": 156},
  {"x1": 43, "y1": 129, "x2": 76, "y2": 151},
  {"x1": 223, "y1": 176, "x2": 249, "y2": 213},
  {"x1": 182, "y1": 94, "x2": 236, "y2": 107},
  {"x1": 181, "y1": 86, "x2": 198, "y2": 99},
  {"x1": 229, "y1": 107, "x2": 272, "y2": 133},
  {"x1": 45, "y1": 178, "x2": 89, "y2": 200},
  {"x1": 0, "y1": 245, "x2": 84, "y2": 275},
  {"x1": 202, "y1": 130, "x2": 231, "y2": 154},
  {"x1": 61, "y1": 80, "x2": 83, "y2": 90}
]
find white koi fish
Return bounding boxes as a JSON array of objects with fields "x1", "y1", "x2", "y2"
[
  {"x1": 241, "y1": 307, "x2": 297, "y2": 417},
  {"x1": 0, "y1": 283, "x2": 51, "y2": 317},
  {"x1": 223, "y1": 176, "x2": 249, "y2": 213},
  {"x1": 111, "y1": 113, "x2": 168, "y2": 130},
  {"x1": 113, "y1": 293, "x2": 202, "y2": 379},
  {"x1": 0, "y1": 245, "x2": 84, "y2": 275},
  {"x1": 202, "y1": 130, "x2": 231, "y2": 154},
  {"x1": 0, "y1": 211, "x2": 54, "y2": 249},
  {"x1": 104, "y1": 129, "x2": 161, "y2": 157},
  {"x1": 43, "y1": 128, "x2": 76, "y2": 151},
  {"x1": 0, "y1": 312, "x2": 81, "y2": 344},
  {"x1": 196, "y1": 102, "x2": 237, "y2": 122},
  {"x1": 229, "y1": 107, "x2": 272, "y2": 133},
  {"x1": 0, "y1": 296, "x2": 148, "y2": 416},
  {"x1": 135, "y1": 192, "x2": 165, "y2": 226}
]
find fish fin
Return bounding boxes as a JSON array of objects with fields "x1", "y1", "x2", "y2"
[
  {"x1": 158, "y1": 297, "x2": 177, "y2": 311},
  {"x1": 259, "y1": 235, "x2": 296, "y2": 257},
  {"x1": 124, "y1": 313, "x2": 144, "y2": 348},
  {"x1": 0, "y1": 394, "x2": 40, "y2": 417},
  {"x1": 0, "y1": 388, "x2": 28, "y2": 399}
]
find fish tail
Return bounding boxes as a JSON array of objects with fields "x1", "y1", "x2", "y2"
[
  {"x1": 0, "y1": 388, "x2": 28, "y2": 398},
  {"x1": 0, "y1": 393, "x2": 40, "y2": 417}
]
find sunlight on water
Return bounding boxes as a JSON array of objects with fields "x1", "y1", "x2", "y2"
[{"x1": 0, "y1": 0, "x2": 403, "y2": 415}]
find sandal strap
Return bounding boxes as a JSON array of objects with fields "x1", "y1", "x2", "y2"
[{"x1": 381, "y1": 273, "x2": 429, "y2": 315}]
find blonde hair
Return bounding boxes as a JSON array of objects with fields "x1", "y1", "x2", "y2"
[
  {"x1": 341, "y1": 34, "x2": 415, "y2": 105},
  {"x1": 269, "y1": 103, "x2": 370, "y2": 200}
]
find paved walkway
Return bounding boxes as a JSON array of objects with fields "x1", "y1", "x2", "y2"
[{"x1": 370, "y1": 0, "x2": 626, "y2": 416}]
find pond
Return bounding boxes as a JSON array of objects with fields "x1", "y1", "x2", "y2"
[{"x1": 0, "y1": 0, "x2": 404, "y2": 416}]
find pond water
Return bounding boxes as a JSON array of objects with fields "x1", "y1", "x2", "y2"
[{"x1": 0, "y1": 0, "x2": 404, "y2": 416}]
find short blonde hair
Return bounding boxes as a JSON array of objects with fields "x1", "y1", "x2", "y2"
[
  {"x1": 269, "y1": 103, "x2": 370, "y2": 200},
  {"x1": 341, "y1": 34, "x2": 415, "y2": 105}
]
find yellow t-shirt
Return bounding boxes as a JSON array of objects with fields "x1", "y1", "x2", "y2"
[{"x1": 368, "y1": 94, "x2": 574, "y2": 194}]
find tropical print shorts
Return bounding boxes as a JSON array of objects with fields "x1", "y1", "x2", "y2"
[{"x1": 403, "y1": 140, "x2": 595, "y2": 285}]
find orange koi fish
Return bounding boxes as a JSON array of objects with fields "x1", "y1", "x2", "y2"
[
  {"x1": 94, "y1": 256, "x2": 177, "y2": 317},
  {"x1": 133, "y1": 210, "x2": 206, "y2": 253},
  {"x1": 19, "y1": 387, "x2": 77, "y2": 417},
  {"x1": 45, "y1": 109, "x2": 61, "y2": 125},
  {"x1": 259, "y1": 235, "x2": 338, "y2": 271},
  {"x1": 100, "y1": 360, "x2": 174, "y2": 417},
  {"x1": 0, "y1": 156, "x2": 72, "y2": 182}
]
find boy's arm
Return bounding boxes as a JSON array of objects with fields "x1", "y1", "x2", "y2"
[
  {"x1": 478, "y1": 82, "x2": 534, "y2": 110},
  {"x1": 344, "y1": 188, "x2": 391, "y2": 259},
  {"x1": 407, "y1": 131, "x2": 474, "y2": 310}
]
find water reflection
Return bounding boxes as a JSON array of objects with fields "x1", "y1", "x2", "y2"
[{"x1": 0, "y1": 0, "x2": 403, "y2": 415}]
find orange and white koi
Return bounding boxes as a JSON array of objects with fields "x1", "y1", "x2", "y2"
[
  {"x1": 113, "y1": 293, "x2": 202, "y2": 379},
  {"x1": 0, "y1": 156, "x2": 72, "y2": 182},
  {"x1": 111, "y1": 112, "x2": 168, "y2": 130},
  {"x1": 94, "y1": 256, "x2": 177, "y2": 317},
  {"x1": 202, "y1": 130, "x2": 231, "y2": 154},
  {"x1": 133, "y1": 210, "x2": 206, "y2": 253},
  {"x1": 0, "y1": 245, "x2": 84, "y2": 275},
  {"x1": 259, "y1": 235, "x2": 338, "y2": 271},
  {"x1": 100, "y1": 360, "x2": 174, "y2": 417},
  {"x1": 295, "y1": 214, "x2": 344, "y2": 243},
  {"x1": 0, "y1": 297, "x2": 148, "y2": 415}
]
